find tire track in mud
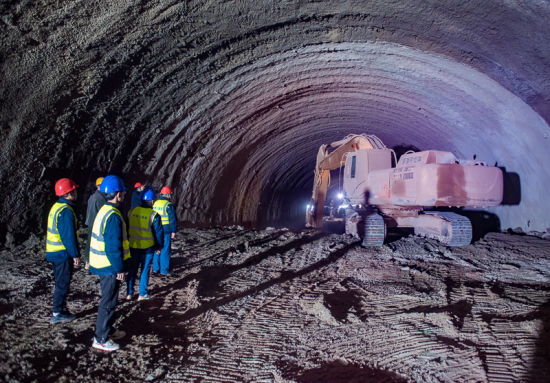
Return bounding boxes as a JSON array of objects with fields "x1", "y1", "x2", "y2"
[
  {"x1": 1, "y1": 229, "x2": 550, "y2": 382},
  {"x1": 177, "y1": 234, "x2": 368, "y2": 381},
  {"x1": 164, "y1": 231, "x2": 550, "y2": 382}
]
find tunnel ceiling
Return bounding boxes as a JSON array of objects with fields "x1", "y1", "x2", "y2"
[{"x1": 1, "y1": 0, "x2": 550, "y2": 242}]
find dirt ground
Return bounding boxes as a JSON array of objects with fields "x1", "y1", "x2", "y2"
[{"x1": 1, "y1": 227, "x2": 550, "y2": 382}]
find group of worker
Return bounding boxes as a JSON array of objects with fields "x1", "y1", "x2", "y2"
[{"x1": 45, "y1": 175, "x2": 177, "y2": 352}]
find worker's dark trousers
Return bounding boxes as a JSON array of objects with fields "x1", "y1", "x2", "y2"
[
  {"x1": 153, "y1": 232, "x2": 172, "y2": 274},
  {"x1": 95, "y1": 275, "x2": 120, "y2": 343},
  {"x1": 51, "y1": 258, "x2": 72, "y2": 314},
  {"x1": 84, "y1": 226, "x2": 92, "y2": 264},
  {"x1": 127, "y1": 248, "x2": 154, "y2": 296}
]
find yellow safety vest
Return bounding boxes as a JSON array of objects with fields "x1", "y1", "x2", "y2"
[
  {"x1": 46, "y1": 202, "x2": 77, "y2": 253},
  {"x1": 90, "y1": 204, "x2": 131, "y2": 269},
  {"x1": 153, "y1": 199, "x2": 172, "y2": 226},
  {"x1": 129, "y1": 206, "x2": 157, "y2": 249}
]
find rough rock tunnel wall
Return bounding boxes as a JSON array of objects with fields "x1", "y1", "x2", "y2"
[{"x1": 1, "y1": 0, "x2": 550, "y2": 244}]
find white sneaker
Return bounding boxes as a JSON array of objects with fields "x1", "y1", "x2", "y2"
[{"x1": 92, "y1": 338, "x2": 120, "y2": 352}]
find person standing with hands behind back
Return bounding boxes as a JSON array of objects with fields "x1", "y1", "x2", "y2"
[
  {"x1": 89, "y1": 175, "x2": 131, "y2": 352},
  {"x1": 153, "y1": 186, "x2": 177, "y2": 275},
  {"x1": 46, "y1": 178, "x2": 80, "y2": 324}
]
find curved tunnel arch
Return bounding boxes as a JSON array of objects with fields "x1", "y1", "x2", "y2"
[
  {"x1": 1, "y1": 1, "x2": 549, "y2": 242},
  {"x1": 143, "y1": 42, "x2": 549, "y2": 231}
]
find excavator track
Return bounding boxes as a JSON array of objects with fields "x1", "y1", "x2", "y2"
[
  {"x1": 362, "y1": 213, "x2": 386, "y2": 247},
  {"x1": 423, "y1": 211, "x2": 472, "y2": 247}
]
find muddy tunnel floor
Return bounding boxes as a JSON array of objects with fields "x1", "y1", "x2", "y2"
[{"x1": 1, "y1": 228, "x2": 550, "y2": 382}]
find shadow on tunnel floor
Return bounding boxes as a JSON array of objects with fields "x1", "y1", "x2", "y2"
[
  {"x1": 277, "y1": 360, "x2": 407, "y2": 383},
  {"x1": 145, "y1": 237, "x2": 360, "y2": 322},
  {"x1": 528, "y1": 298, "x2": 550, "y2": 383}
]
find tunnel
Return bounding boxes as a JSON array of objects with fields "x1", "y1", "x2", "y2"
[
  {"x1": 1, "y1": 0, "x2": 550, "y2": 244},
  {"x1": 2, "y1": 2, "x2": 550, "y2": 381}
]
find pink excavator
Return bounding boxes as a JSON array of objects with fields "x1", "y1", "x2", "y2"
[{"x1": 305, "y1": 134, "x2": 503, "y2": 246}]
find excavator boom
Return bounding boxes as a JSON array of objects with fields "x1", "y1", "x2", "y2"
[{"x1": 306, "y1": 134, "x2": 387, "y2": 228}]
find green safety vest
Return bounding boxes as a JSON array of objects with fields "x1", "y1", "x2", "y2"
[
  {"x1": 46, "y1": 202, "x2": 78, "y2": 253},
  {"x1": 128, "y1": 206, "x2": 157, "y2": 249},
  {"x1": 153, "y1": 199, "x2": 171, "y2": 226},
  {"x1": 90, "y1": 204, "x2": 131, "y2": 269}
]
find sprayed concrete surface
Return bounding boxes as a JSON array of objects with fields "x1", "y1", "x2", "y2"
[
  {"x1": 2, "y1": 1, "x2": 550, "y2": 243},
  {"x1": 1, "y1": 228, "x2": 550, "y2": 382}
]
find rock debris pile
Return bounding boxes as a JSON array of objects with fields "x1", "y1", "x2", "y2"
[{"x1": 1, "y1": 228, "x2": 549, "y2": 382}]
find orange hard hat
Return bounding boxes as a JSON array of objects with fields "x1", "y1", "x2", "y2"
[
  {"x1": 55, "y1": 178, "x2": 78, "y2": 196},
  {"x1": 95, "y1": 177, "x2": 104, "y2": 187},
  {"x1": 160, "y1": 186, "x2": 173, "y2": 195},
  {"x1": 134, "y1": 182, "x2": 143, "y2": 188}
]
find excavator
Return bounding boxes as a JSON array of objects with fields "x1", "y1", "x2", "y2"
[{"x1": 305, "y1": 134, "x2": 503, "y2": 246}]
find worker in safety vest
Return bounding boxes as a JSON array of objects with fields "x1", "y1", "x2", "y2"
[
  {"x1": 127, "y1": 188, "x2": 164, "y2": 300},
  {"x1": 84, "y1": 177, "x2": 106, "y2": 269},
  {"x1": 46, "y1": 178, "x2": 80, "y2": 324},
  {"x1": 131, "y1": 182, "x2": 145, "y2": 209},
  {"x1": 152, "y1": 186, "x2": 177, "y2": 275},
  {"x1": 89, "y1": 175, "x2": 131, "y2": 352}
]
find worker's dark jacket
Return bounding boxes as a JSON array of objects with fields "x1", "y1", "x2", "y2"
[
  {"x1": 89, "y1": 203, "x2": 126, "y2": 276},
  {"x1": 85, "y1": 190, "x2": 106, "y2": 227},
  {"x1": 129, "y1": 202, "x2": 165, "y2": 251},
  {"x1": 46, "y1": 198, "x2": 80, "y2": 263},
  {"x1": 157, "y1": 197, "x2": 177, "y2": 233},
  {"x1": 131, "y1": 190, "x2": 142, "y2": 210},
  {"x1": 150, "y1": 210, "x2": 165, "y2": 250}
]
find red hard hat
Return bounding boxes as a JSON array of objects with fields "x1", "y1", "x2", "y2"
[
  {"x1": 134, "y1": 182, "x2": 143, "y2": 188},
  {"x1": 55, "y1": 178, "x2": 78, "y2": 196},
  {"x1": 160, "y1": 186, "x2": 173, "y2": 195}
]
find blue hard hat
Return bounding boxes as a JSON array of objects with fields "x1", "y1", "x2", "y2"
[
  {"x1": 99, "y1": 175, "x2": 127, "y2": 193},
  {"x1": 141, "y1": 188, "x2": 155, "y2": 201}
]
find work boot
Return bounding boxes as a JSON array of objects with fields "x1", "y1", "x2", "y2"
[
  {"x1": 50, "y1": 312, "x2": 76, "y2": 324},
  {"x1": 110, "y1": 329, "x2": 126, "y2": 340}
]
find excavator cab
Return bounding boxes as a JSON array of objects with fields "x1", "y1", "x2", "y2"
[{"x1": 343, "y1": 149, "x2": 393, "y2": 205}]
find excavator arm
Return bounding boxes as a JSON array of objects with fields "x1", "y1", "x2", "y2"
[{"x1": 306, "y1": 134, "x2": 387, "y2": 228}]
